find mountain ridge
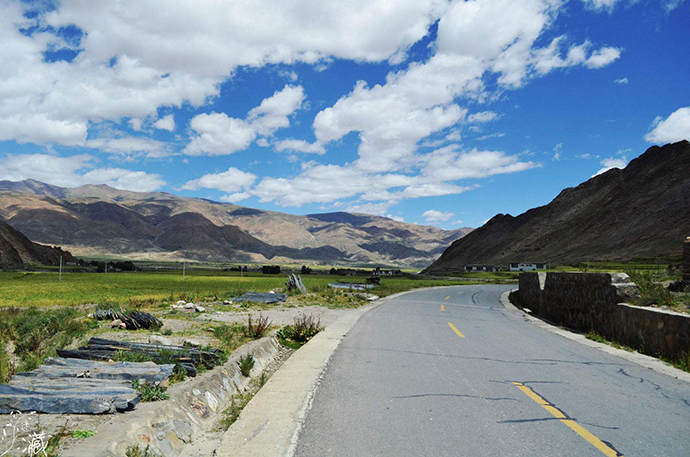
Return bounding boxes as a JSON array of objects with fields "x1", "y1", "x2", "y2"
[
  {"x1": 0, "y1": 181, "x2": 472, "y2": 267},
  {"x1": 424, "y1": 140, "x2": 690, "y2": 274}
]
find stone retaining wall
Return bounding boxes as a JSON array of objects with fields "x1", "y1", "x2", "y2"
[
  {"x1": 518, "y1": 272, "x2": 690, "y2": 360},
  {"x1": 63, "y1": 337, "x2": 280, "y2": 457}
]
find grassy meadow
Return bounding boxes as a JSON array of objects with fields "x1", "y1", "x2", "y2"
[{"x1": 0, "y1": 270, "x2": 482, "y2": 308}]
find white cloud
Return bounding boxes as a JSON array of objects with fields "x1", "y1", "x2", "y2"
[
  {"x1": 181, "y1": 167, "x2": 257, "y2": 194},
  {"x1": 585, "y1": 47, "x2": 622, "y2": 69},
  {"x1": 0, "y1": 0, "x2": 448, "y2": 147},
  {"x1": 593, "y1": 156, "x2": 628, "y2": 176},
  {"x1": 467, "y1": 111, "x2": 500, "y2": 123},
  {"x1": 421, "y1": 146, "x2": 539, "y2": 181},
  {"x1": 423, "y1": 209, "x2": 454, "y2": 222},
  {"x1": 85, "y1": 135, "x2": 170, "y2": 158},
  {"x1": 576, "y1": 153, "x2": 591, "y2": 159},
  {"x1": 553, "y1": 142, "x2": 562, "y2": 161},
  {"x1": 645, "y1": 107, "x2": 690, "y2": 144},
  {"x1": 153, "y1": 114, "x2": 175, "y2": 132},
  {"x1": 346, "y1": 201, "x2": 396, "y2": 216},
  {"x1": 664, "y1": 0, "x2": 686, "y2": 12},
  {"x1": 475, "y1": 132, "x2": 505, "y2": 141},
  {"x1": 220, "y1": 192, "x2": 252, "y2": 203},
  {"x1": 581, "y1": 0, "x2": 623, "y2": 12},
  {"x1": 0, "y1": 153, "x2": 165, "y2": 191},
  {"x1": 274, "y1": 139, "x2": 326, "y2": 154},
  {"x1": 250, "y1": 145, "x2": 531, "y2": 207},
  {"x1": 614, "y1": 77, "x2": 629, "y2": 84},
  {"x1": 184, "y1": 85, "x2": 304, "y2": 156}
]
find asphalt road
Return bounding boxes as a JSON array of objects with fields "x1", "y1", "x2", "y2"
[{"x1": 294, "y1": 285, "x2": 690, "y2": 457}]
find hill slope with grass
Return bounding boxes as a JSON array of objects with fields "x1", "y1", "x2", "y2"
[
  {"x1": 0, "y1": 181, "x2": 472, "y2": 267},
  {"x1": 425, "y1": 140, "x2": 690, "y2": 273}
]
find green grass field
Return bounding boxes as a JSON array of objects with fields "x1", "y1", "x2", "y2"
[{"x1": 0, "y1": 270, "x2": 481, "y2": 308}]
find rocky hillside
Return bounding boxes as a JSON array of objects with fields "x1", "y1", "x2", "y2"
[
  {"x1": 0, "y1": 181, "x2": 472, "y2": 267},
  {"x1": 0, "y1": 220, "x2": 75, "y2": 267},
  {"x1": 425, "y1": 140, "x2": 690, "y2": 274}
]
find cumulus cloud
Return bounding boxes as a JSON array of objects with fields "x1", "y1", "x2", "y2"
[
  {"x1": 645, "y1": 107, "x2": 690, "y2": 144},
  {"x1": 593, "y1": 156, "x2": 628, "y2": 176},
  {"x1": 0, "y1": 153, "x2": 165, "y2": 191},
  {"x1": 312, "y1": 0, "x2": 619, "y2": 176},
  {"x1": 274, "y1": 139, "x2": 326, "y2": 154},
  {"x1": 181, "y1": 167, "x2": 257, "y2": 195},
  {"x1": 247, "y1": 146, "x2": 532, "y2": 207},
  {"x1": 467, "y1": 111, "x2": 501, "y2": 123},
  {"x1": 184, "y1": 85, "x2": 304, "y2": 156},
  {"x1": 0, "y1": 1, "x2": 452, "y2": 147},
  {"x1": 153, "y1": 114, "x2": 175, "y2": 132},
  {"x1": 423, "y1": 210, "x2": 454, "y2": 222}
]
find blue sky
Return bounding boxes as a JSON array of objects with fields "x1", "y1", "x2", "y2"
[{"x1": 0, "y1": 0, "x2": 689, "y2": 229}]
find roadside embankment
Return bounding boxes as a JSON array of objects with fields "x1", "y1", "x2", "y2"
[
  {"x1": 517, "y1": 272, "x2": 690, "y2": 360},
  {"x1": 62, "y1": 337, "x2": 281, "y2": 457}
]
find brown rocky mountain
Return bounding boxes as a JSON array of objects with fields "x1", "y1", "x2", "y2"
[
  {"x1": 425, "y1": 140, "x2": 690, "y2": 274},
  {"x1": 0, "y1": 220, "x2": 75, "y2": 267},
  {"x1": 0, "y1": 180, "x2": 472, "y2": 267}
]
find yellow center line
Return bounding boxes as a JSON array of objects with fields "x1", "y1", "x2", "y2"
[
  {"x1": 441, "y1": 304, "x2": 445, "y2": 311},
  {"x1": 448, "y1": 322, "x2": 464, "y2": 338},
  {"x1": 445, "y1": 296, "x2": 450, "y2": 300},
  {"x1": 512, "y1": 382, "x2": 621, "y2": 456}
]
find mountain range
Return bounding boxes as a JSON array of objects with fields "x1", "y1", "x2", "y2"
[
  {"x1": 0, "y1": 180, "x2": 471, "y2": 267},
  {"x1": 425, "y1": 140, "x2": 690, "y2": 274}
]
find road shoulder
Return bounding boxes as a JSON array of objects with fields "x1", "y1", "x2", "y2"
[
  {"x1": 215, "y1": 301, "x2": 379, "y2": 457},
  {"x1": 500, "y1": 289, "x2": 690, "y2": 384}
]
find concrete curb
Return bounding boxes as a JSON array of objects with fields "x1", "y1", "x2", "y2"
[
  {"x1": 216, "y1": 302, "x2": 379, "y2": 457},
  {"x1": 499, "y1": 290, "x2": 690, "y2": 384}
]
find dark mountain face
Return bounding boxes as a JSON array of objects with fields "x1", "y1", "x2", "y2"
[
  {"x1": 307, "y1": 211, "x2": 374, "y2": 226},
  {"x1": 425, "y1": 140, "x2": 690, "y2": 274},
  {"x1": 0, "y1": 220, "x2": 75, "y2": 267}
]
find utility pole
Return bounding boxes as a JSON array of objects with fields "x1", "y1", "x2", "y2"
[
  {"x1": 183, "y1": 262, "x2": 186, "y2": 278},
  {"x1": 59, "y1": 256, "x2": 62, "y2": 283}
]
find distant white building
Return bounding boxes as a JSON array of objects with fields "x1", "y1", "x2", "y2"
[
  {"x1": 465, "y1": 265, "x2": 499, "y2": 272},
  {"x1": 509, "y1": 262, "x2": 548, "y2": 272}
]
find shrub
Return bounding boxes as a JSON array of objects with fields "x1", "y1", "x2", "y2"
[
  {"x1": 293, "y1": 314, "x2": 323, "y2": 341},
  {"x1": 243, "y1": 314, "x2": 272, "y2": 339},
  {"x1": 132, "y1": 379, "x2": 170, "y2": 402},
  {"x1": 626, "y1": 270, "x2": 677, "y2": 307},
  {"x1": 238, "y1": 354, "x2": 255, "y2": 377},
  {"x1": 277, "y1": 314, "x2": 323, "y2": 349},
  {"x1": 161, "y1": 328, "x2": 173, "y2": 336}
]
